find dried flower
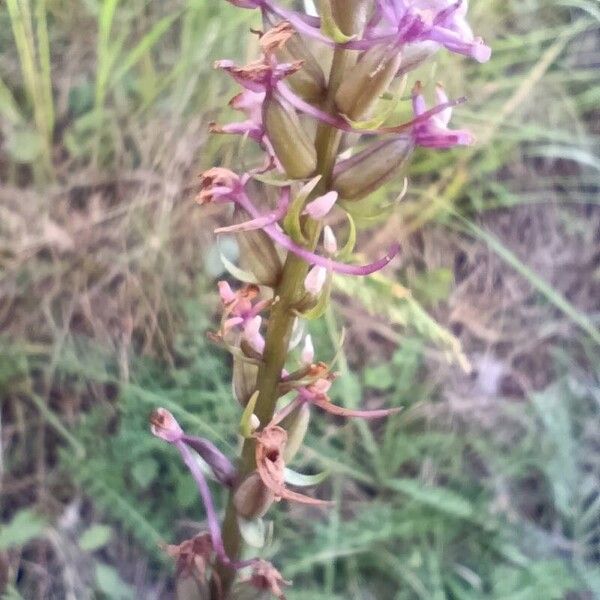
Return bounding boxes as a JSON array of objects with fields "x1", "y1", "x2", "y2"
[
  {"x1": 244, "y1": 559, "x2": 290, "y2": 600},
  {"x1": 254, "y1": 425, "x2": 331, "y2": 506}
]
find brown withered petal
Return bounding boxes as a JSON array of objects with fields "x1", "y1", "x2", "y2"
[
  {"x1": 196, "y1": 167, "x2": 240, "y2": 205},
  {"x1": 247, "y1": 560, "x2": 290, "y2": 600},
  {"x1": 163, "y1": 533, "x2": 213, "y2": 581},
  {"x1": 258, "y1": 22, "x2": 295, "y2": 55},
  {"x1": 310, "y1": 396, "x2": 403, "y2": 420},
  {"x1": 254, "y1": 425, "x2": 331, "y2": 506}
]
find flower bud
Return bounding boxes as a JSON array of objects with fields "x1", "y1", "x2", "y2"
[
  {"x1": 233, "y1": 207, "x2": 283, "y2": 287},
  {"x1": 233, "y1": 471, "x2": 275, "y2": 519},
  {"x1": 281, "y1": 402, "x2": 311, "y2": 462},
  {"x1": 263, "y1": 95, "x2": 317, "y2": 179},
  {"x1": 302, "y1": 191, "x2": 338, "y2": 219},
  {"x1": 332, "y1": 136, "x2": 414, "y2": 201},
  {"x1": 150, "y1": 408, "x2": 183, "y2": 443},
  {"x1": 323, "y1": 225, "x2": 337, "y2": 255},
  {"x1": 300, "y1": 334, "x2": 314, "y2": 366},
  {"x1": 335, "y1": 45, "x2": 404, "y2": 121},
  {"x1": 233, "y1": 356, "x2": 259, "y2": 406},
  {"x1": 304, "y1": 265, "x2": 327, "y2": 295}
]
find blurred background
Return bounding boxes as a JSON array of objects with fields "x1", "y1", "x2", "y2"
[{"x1": 1, "y1": 0, "x2": 599, "y2": 598}]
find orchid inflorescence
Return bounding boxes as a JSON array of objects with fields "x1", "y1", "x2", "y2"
[{"x1": 151, "y1": 1, "x2": 490, "y2": 597}]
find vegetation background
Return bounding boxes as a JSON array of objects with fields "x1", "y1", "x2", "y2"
[{"x1": 1, "y1": 0, "x2": 599, "y2": 598}]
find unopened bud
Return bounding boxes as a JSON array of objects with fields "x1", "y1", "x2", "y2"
[
  {"x1": 303, "y1": 191, "x2": 338, "y2": 220},
  {"x1": 263, "y1": 95, "x2": 317, "y2": 179},
  {"x1": 335, "y1": 45, "x2": 404, "y2": 121},
  {"x1": 300, "y1": 334, "x2": 314, "y2": 366},
  {"x1": 150, "y1": 408, "x2": 183, "y2": 443},
  {"x1": 234, "y1": 471, "x2": 275, "y2": 519},
  {"x1": 234, "y1": 208, "x2": 283, "y2": 287},
  {"x1": 304, "y1": 265, "x2": 327, "y2": 295},
  {"x1": 281, "y1": 402, "x2": 311, "y2": 462},
  {"x1": 233, "y1": 356, "x2": 259, "y2": 406},
  {"x1": 249, "y1": 414, "x2": 260, "y2": 432},
  {"x1": 323, "y1": 225, "x2": 337, "y2": 255},
  {"x1": 332, "y1": 137, "x2": 414, "y2": 201}
]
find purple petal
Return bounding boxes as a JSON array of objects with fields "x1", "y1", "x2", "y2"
[
  {"x1": 173, "y1": 440, "x2": 228, "y2": 562},
  {"x1": 181, "y1": 435, "x2": 237, "y2": 487},
  {"x1": 235, "y1": 191, "x2": 401, "y2": 276}
]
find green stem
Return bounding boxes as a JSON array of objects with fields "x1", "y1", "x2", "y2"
[{"x1": 214, "y1": 46, "x2": 351, "y2": 598}]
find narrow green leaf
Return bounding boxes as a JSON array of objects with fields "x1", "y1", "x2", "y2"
[
  {"x1": 240, "y1": 390, "x2": 259, "y2": 438},
  {"x1": 336, "y1": 212, "x2": 357, "y2": 260},
  {"x1": 283, "y1": 175, "x2": 321, "y2": 243},
  {"x1": 110, "y1": 12, "x2": 181, "y2": 91}
]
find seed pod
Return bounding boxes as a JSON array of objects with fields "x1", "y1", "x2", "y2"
[
  {"x1": 263, "y1": 95, "x2": 317, "y2": 179},
  {"x1": 232, "y1": 355, "x2": 259, "y2": 406},
  {"x1": 329, "y1": 0, "x2": 370, "y2": 37},
  {"x1": 335, "y1": 45, "x2": 404, "y2": 121},
  {"x1": 332, "y1": 136, "x2": 414, "y2": 200},
  {"x1": 397, "y1": 41, "x2": 439, "y2": 75},
  {"x1": 281, "y1": 402, "x2": 311, "y2": 462},
  {"x1": 277, "y1": 36, "x2": 326, "y2": 102},
  {"x1": 233, "y1": 207, "x2": 283, "y2": 287},
  {"x1": 234, "y1": 471, "x2": 275, "y2": 519}
]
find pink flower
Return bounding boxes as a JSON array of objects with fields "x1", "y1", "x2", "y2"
[
  {"x1": 411, "y1": 82, "x2": 474, "y2": 148},
  {"x1": 323, "y1": 225, "x2": 337, "y2": 255},
  {"x1": 243, "y1": 315, "x2": 266, "y2": 354},
  {"x1": 301, "y1": 334, "x2": 314, "y2": 365},
  {"x1": 302, "y1": 191, "x2": 338, "y2": 219},
  {"x1": 304, "y1": 265, "x2": 327, "y2": 295}
]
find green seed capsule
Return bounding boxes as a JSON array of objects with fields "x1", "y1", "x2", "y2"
[
  {"x1": 329, "y1": 0, "x2": 370, "y2": 36},
  {"x1": 335, "y1": 45, "x2": 404, "y2": 121},
  {"x1": 233, "y1": 472, "x2": 275, "y2": 519},
  {"x1": 263, "y1": 95, "x2": 317, "y2": 179},
  {"x1": 281, "y1": 402, "x2": 311, "y2": 462},
  {"x1": 232, "y1": 356, "x2": 258, "y2": 407},
  {"x1": 233, "y1": 207, "x2": 283, "y2": 287},
  {"x1": 332, "y1": 137, "x2": 414, "y2": 200},
  {"x1": 276, "y1": 34, "x2": 326, "y2": 102}
]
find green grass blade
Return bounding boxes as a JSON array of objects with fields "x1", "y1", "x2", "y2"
[{"x1": 109, "y1": 12, "x2": 181, "y2": 92}]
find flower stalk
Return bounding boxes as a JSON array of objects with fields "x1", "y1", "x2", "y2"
[{"x1": 151, "y1": 2, "x2": 490, "y2": 598}]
